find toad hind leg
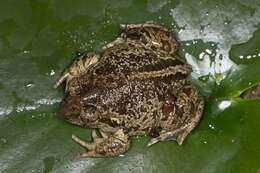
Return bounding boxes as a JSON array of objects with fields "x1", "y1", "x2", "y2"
[
  {"x1": 54, "y1": 52, "x2": 99, "y2": 91},
  {"x1": 147, "y1": 122, "x2": 198, "y2": 146},
  {"x1": 148, "y1": 88, "x2": 204, "y2": 146},
  {"x1": 72, "y1": 129, "x2": 130, "y2": 158}
]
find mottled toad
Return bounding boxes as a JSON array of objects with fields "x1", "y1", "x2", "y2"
[{"x1": 55, "y1": 22, "x2": 204, "y2": 157}]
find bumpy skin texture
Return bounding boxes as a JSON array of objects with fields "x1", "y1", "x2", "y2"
[{"x1": 56, "y1": 22, "x2": 204, "y2": 157}]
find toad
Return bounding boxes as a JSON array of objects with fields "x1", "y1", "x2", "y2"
[{"x1": 55, "y1": 22, "x2": 204, "y2": 157}]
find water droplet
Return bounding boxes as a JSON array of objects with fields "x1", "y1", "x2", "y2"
[
  {"x1": 246, "y1": 55, "x2": 252, "y2": 59},
  {"x1": 252, "y1": 54, "x2": 257, "y2": 58},
  {"x1": 26, "y1": 83, "x2": 33, "y2": 87},
  {"x1": 258, "y1": 53, "x2": 260, "y2": 56},
  {"x1": 179, "y1": 29, "x2": 184, "y2": 33},
  {"x1": 35, "y1": 98, "x2": 61, "y2": 105},
  {"x1": 169, "y1": 8, "x2": 174, "y2": 15},
  {"x1": 16, "y1": 104, "x2": 39, "y2": 112},
  {"x1": 192, "y1": 40, "x2": 198, "y2": 44},
  {"x1": 205, "y1": 12, "x2": 209, "y2": 16},
  {"x1": 199, "y1": 52, "x2": 206, "y2": 60},
  {"x1": 200, "y1": 25, "x2": 206, "y2": 33},
  {"x1": 203, "y1": 141, "x2": 208, "y2": 144},
  {"x1": 0, "y1": 138, "x2": 7, "y2": 144},
  {"x1": 218, "y1": 100, "x2": 232, "y2": 110},
  {"x1": 50, "y1": 70, "x2": 55, "y2": 76},
  {"x1": 25, "y1": 82, "x2": 35, "y2": 88},
  {"x1": 239, "y1": 55, "x2": 244, "y2": 59},
  {"x1": 205, "y1": 49, "x2": 212, "y2": 55},
  {"x1": 209, "y1": 124, "x2": 215, "y2": 130},
  {"x1": 23, "y1": 50, "x2": 30, "y2": 54},
  {"x1": 185, "y1": 42, "x2": 191, "y2": 46},
  {"x1": 178, "y1": 25, "x2": 186, "y2": 33},
  {"x1": 224, "y1": 17, "x2": 232, "y2": 25},
  {"x1": 198, "y1": 74, "x2": 210, "y2": 82}
]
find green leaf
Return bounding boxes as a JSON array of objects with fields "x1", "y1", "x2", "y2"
[{"x1": 0, "y1": 0, "x2": 260, "y2": 173}]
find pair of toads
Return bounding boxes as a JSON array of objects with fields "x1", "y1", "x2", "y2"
[{"x1": 55, "y1": 22, "x2": 204, "y2": 157}]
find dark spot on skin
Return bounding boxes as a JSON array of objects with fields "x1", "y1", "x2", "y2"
[
  {"x1": 117, "y1": 104, "x2": 127, "y2": 115},
  {"x1": 173, "y1": 72, "x2": 189, "y2": 80},
  {"x1": 125, "y1": 29, "x2": 141, "y2": 40},
  {"x1": 162, "y1": 101, "x2": 175, "y2": 120},
  {"x1": 182, "y1": 86, "x2": 192, "y2": 96},
  {"x1": 100, "y1": 117, "x2": 120, "y2": 127},
  {"x1": 189, "y1": 102, "x2": 195, "y2": 116},
  {"x1": 165, "y1": 95, "x2": 177, "y2": 105},
  {"x1": 133, "y1": 125, "x2": 140, "y2": 131},
  {"x1": 149, "y1": 127, "x2": 162, "y2": 138}
]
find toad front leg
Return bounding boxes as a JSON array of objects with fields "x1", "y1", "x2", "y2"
[
  {"x1": 54, "y1": 52, "x2": 99, "y2": 92},
  {"x1": 72, "y1": 129, "x2": 130, "y2": 158}
]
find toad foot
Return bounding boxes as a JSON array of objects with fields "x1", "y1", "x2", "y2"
[{"x1": 72, "y1": 129, "x2": 130, "y2": 158}]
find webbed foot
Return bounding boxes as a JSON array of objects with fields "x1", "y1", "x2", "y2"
[{"x1": 72, "y1": 129, "x2": 130, "y2": 158}]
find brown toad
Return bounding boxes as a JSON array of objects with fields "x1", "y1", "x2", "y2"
[{"x1": 55, "y1": 22, "x2": 204, "y2": 157}]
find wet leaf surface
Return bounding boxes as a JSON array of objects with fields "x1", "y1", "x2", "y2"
[{"x1": 0, "y1": 0, "x2": 260, "y2": 173}]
